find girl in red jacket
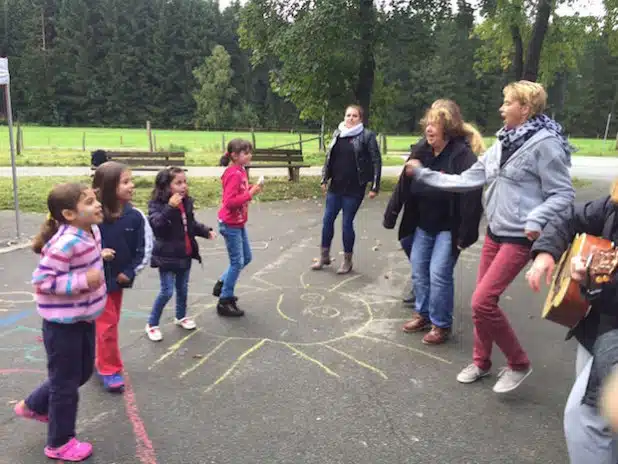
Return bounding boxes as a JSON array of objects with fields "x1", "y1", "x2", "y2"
[{"x1": 212, "y1": 139, "x2": 262, "y2": 317}]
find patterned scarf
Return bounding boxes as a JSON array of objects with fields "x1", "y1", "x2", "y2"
[{"x1": 497, "y1": 114, "x2": 574, "y2": 159}]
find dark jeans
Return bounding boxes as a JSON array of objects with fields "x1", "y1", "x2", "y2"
[
  {"x1": 321, "y1": 192, "x2": 364, "y2": 253},
  {"x1": 400, "y1": 234, "x2": 414, "y2": 259},
  {"x1": 149, "y1": 264, "x2": 192, "y2": 326},
  {"x1": 219, "y1": 222, "x2": 252, "y2": 299},
  {"x1": 26, "y1": 320, "x2": 95, "y2": 448}
]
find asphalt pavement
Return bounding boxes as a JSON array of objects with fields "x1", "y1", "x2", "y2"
[{"x1": 0, "y1": 183, "x2": 611, "y2": 464}]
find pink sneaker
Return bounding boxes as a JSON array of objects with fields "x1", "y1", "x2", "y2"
[
  {"x1": 14, "y1": 400, "x2": 48, "y2": 423},
  {"x1": 44, "y1": 438, "x2": 93, "y2": 462}
]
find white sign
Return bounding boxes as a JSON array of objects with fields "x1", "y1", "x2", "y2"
[{"x1": 0, "y1": 58, "x2": 9, "y2": 85}]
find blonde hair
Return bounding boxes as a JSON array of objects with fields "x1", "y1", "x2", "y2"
[
  {"x1": 503, "y1": 80, "x2": 547, "y2": 117},
  {"x1": 420, "y1": 99, "x2": 485, "y2": 155}
]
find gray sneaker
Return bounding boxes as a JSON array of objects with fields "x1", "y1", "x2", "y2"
[
  {"x1": 456, "y1": 363, "x2": 490, "y2": 384},
  {"x1": 492, "y1": 366, "x2": 533, "y2": 393}
]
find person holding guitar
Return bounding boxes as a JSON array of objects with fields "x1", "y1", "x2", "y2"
[
  {"x1": 528, "y1": 188, "x2": 618, "y2": 464},
  {"x1": 405, "y1": 81, "x2": 575, "y2": 393}
]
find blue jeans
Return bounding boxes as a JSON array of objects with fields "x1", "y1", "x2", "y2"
[
  {"x1": 411, "y1": 228, "x2": 456, "y2": 328},
  {"x1": 219, "y1": 222, "x2": 252, "y2": 299},
  {"x1": 149, "y1": 265, "x2": 192, "y2": 326},
  {"x1": 321, "y1": 192, "x2": 364, "y2": 253}
]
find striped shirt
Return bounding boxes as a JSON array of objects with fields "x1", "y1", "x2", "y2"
[{"x1": 32, "y1": 224, "x2": 107, "y2": 324}]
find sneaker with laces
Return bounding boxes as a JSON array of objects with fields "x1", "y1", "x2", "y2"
[
  {"x1": 98, "y1": 372, "x2": 124, "y2": 392},
  {"x1": 174, "y1": 317, "x2": 197, "y2": 330},
  {"x1": 492, "y1": 366, "x2": 533, "y2": 393},
  {"x1": 145, "y1": 324, "x2": 163, "y2": 342},
  {"x1": 456, "y1": 363, "x2": 490, "y2": 384}
]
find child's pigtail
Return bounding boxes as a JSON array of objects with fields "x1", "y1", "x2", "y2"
[
  {"x1": 32, "y1": 214, "x2": 59, "y2": 254},
  {"x1": 220, "y1": 152, "x2": 231, "y2": 167}
]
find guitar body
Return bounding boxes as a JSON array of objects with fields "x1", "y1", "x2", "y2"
[{"x1": 542, "y1": 234, "x2": 614, "y2": 328}]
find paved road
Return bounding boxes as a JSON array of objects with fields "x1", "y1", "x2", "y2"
[
  {"x1": 0, "y1": 155, "x2": 617, "y2": 180},
  {"x1": 0, "y1": 184, "x2": 610, "y2": 464}
]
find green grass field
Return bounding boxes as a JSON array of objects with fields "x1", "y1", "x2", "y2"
[
  {"x1": 0, "y1": 176, "x2": 399, "y2": 213},
  {"x1": 0, "y1": 175, "x2": 589, "y2": 213},
  {"x1": 0, "y1": 125, "x2": 615, "y2": 167}
]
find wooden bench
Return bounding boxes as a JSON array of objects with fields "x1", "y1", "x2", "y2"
[
  {"x1": 91, "y1": 151, "x2": 185, "y2": 172},
  {"x1": 246, "y1": 148, "x2": 309, "y2": 182}
]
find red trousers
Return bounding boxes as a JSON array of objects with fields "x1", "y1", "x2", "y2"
[
  {"x1": 471, "y1": 235, "x2": 531, "y2": 371},
  {"x1": 95, "y1": 290, "x2": 124, "y2": 375}
]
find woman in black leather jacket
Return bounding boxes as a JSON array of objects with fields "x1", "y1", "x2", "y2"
[{"x1": 311, "y1": 105, "x2": 382, "y2": 274}]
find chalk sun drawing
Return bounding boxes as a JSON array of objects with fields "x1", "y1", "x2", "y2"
[{"x1": 147, "y1": 246, "x2": 453, "y2": 395}]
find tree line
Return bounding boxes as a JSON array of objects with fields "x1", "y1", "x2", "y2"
[{"x1": 1, "y1": 0, "x2": 616, "y2": 137}]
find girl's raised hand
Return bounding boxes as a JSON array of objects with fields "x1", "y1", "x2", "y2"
[
  {"x1": 250, "y1": 184, "x2": 262, "y2": 196},
  {"x1": 168, "y1": 193, "x2": 183, "y2": 208}
]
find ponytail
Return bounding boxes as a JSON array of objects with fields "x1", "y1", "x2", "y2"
[
  {"x1": 462, "y1": 122, "x2": 485, "y2": 155},
  {"x1": 219, "y1": 152, "x2": 231, "y2": 167},
  {"x1": 32, "y1": 215, "x2": 59, "y2": 254}
]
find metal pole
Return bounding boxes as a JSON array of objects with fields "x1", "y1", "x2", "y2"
[
  {"x1": 5, "y1": 83, "x2": 21, "y2": 239},
  {"x1": 604, "y1": 113, "x2": 612, "y2": 142}
]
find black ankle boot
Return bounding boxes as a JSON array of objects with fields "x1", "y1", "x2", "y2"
[
  {"x1": 212, "y1": 280, "x2": 223, "y2": 297},
  {"x1": 217, "y1": 298, "x2": 244, "y2": 317}
]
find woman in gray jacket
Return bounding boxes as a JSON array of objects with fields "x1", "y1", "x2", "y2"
[{"x1": 405, "y1": 80, "x2": 575, "y2": 393}]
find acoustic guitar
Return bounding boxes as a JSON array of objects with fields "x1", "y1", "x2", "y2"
[{"x1": 542, "y1": 233, "x2": 618, "y2": 328}]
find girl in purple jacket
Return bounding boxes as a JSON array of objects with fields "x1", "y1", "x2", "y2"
[{"x1": 145, "y1": 167, "x2": 215, "y2": 342}]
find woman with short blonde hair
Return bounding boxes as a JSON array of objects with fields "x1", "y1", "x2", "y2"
[{"x1": 405, "y1": 80, "x2": 575, "y2": 392}]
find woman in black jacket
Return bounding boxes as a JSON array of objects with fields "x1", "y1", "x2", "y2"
[
  {"x1": 387, "y1": 100, "x2": 484, "y2": 345},
  {"x1": 145, "y1": 167, "x2": 215, "y2": 342},
  {"x1": 312, "y1": 104, "x2": 382, "y2": 274}
]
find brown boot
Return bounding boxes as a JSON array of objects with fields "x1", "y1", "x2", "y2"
[
  {"x1": 422, "y1": 326, "x2": 451, "y2": 345},
  {"x1": 336, "y1": 252, "x2": 353, "y2": 274},
  {"x1": 311, "y1": 248, "x2": 331, "y2": 270},
  {"x1": 402, "y1": 314, "x2": 431, "y2": 333}
]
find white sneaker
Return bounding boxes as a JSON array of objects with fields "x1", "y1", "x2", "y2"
[
  {"x1": 492, "y1": 367, "x2": 533, "y2": 393},
  {"x1": 456, "y1": 364, "x2": 490, "y2": 384},
  {"x1": 145, "y1": 324, "x2": 162, "y2": 342},
  {"x1": 174, "y1": 317, "x2": 197, "y2": 330}
]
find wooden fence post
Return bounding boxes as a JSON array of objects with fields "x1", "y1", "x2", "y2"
[
  {"x1": 222, "y1": 134, "x2": 226, "y2": 152},
  {"x1": 147, "y1": 120, "x2": 153, "y2": 152},
  {"x1": 82, "y1": 132, "x2": 86, "y2": 152}
]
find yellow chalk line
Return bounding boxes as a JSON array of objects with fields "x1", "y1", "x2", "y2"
[
  {"x1": 179, "y1": 338, "x2": 232, "y2": 379},
  {"x1": 276, "y1": 293, "x2": 297, "y2": 322},
  {"x1": 323, "y1": 344, "x2": 388, "y2": 380},
  {"x1": 284, "y1": 343, "x2": 339, "y2": 378},
  {"x1": 251, "y1": 275, "x2": 284, "y2": 290},
  {"x1": 328, "y1": 274, "x2": 362, "y2": 293},
  {"x1": 148, "y1": 328, "x2": 201, "y2": 370},
  {"x1": 204, "y1": 339, "x2": 268, "y2": 394},
  {"x1": 351, "y1": 334, "x2": 452, "y2": 365}
]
